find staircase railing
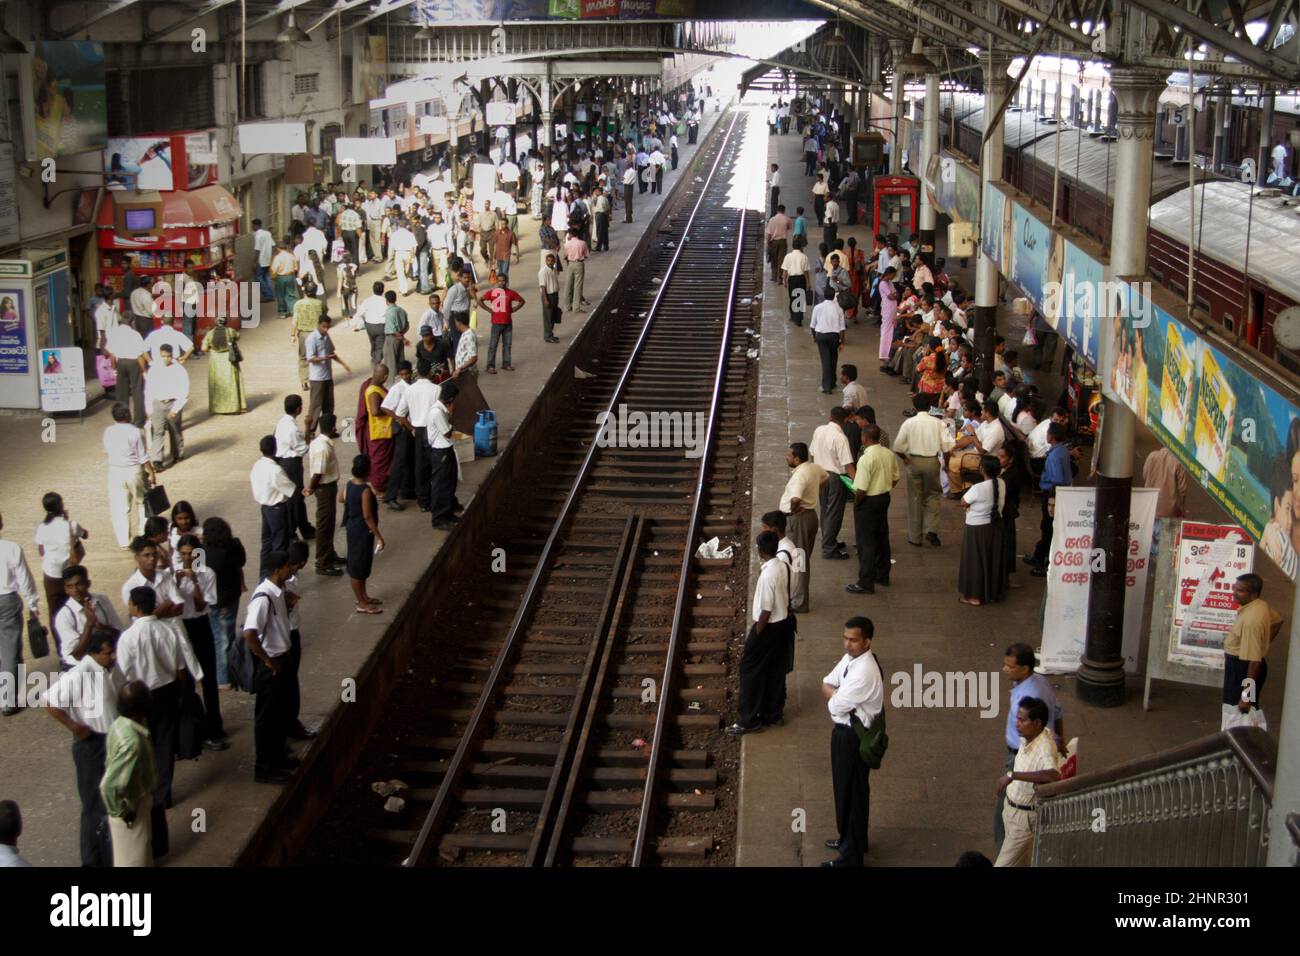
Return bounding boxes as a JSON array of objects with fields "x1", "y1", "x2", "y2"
[{"x1": 1033, "y1": 727, "x2": 1277, "y2": 866}]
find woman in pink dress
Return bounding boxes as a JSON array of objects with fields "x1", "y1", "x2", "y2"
[{"x1": 877, "y1": 266, "x2": 899, "y2": 368}]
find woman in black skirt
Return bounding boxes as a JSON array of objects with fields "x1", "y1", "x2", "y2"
[
  {"x1": 341, "y1": 454, "x2": 385, "y2": 615},
  {"x1": 958, "y1": 456, "x2": 1007, "y2": 606}
]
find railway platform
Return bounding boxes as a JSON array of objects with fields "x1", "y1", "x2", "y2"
[
  {"x1": 0, "y1": 106, "x2": 727, "y2": 867},
  {"x1": 734, "y1": 124, "x2": 1293, "y2": 866}
]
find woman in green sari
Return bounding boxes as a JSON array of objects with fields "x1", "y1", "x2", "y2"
[{"x1": 201, "y1": 316, "x2": 246, "y2": 414}]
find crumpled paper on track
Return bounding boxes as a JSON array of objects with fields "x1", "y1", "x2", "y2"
[{"x1": 696, "y1": 537, "x2": 735, "y2": 559}]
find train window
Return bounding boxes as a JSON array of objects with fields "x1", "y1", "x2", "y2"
[
  {"x1": 1150, "y1": 267, "x2": 1164, "y2": 282},
  {"x1": 1194, "y1": 295, "x2": 1211, "y2": 314},
  {"x1": 1222, "y1": 313, "x2": 1235, "y2": 332}
]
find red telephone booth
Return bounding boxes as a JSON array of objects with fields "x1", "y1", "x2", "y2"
[{"x1": 872, "y1": 175, "x2": 919, "y2": 239}]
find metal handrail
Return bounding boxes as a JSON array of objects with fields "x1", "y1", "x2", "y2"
[
  {"x1": 405, "y1": 110, "x2": 745, "y2": 867},
  {"x1": 631, "y1": 119, "x2": 751, "y2": 867},
  {"x1": 1034, "y1": 728, "x2": 1278, "y2": 867}
]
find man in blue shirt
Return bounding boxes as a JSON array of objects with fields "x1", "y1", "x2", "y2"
[
  {"x1": 996, "y1": 643, "x2": 1066, "y2": 851},
  {"x1": 1027, "y1": 422, "x2": 1072, "y2": 576},
  {"x1": 792, "y1": 205, "x2": 808, "y2": 242}
]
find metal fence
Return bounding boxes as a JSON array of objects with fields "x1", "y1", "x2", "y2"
[{"x1": 1033, "y1": 728, "x2": 1277, "y2": 866}]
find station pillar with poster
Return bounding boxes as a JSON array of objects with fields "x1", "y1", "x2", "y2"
[
  {"x1": 872, "y1": 175, "x2": 919, "y2": 240},
  {"x1": 0, "y1": 249, "x2": 73, "y2": 410}
]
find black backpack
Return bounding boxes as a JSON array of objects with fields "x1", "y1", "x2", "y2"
[{"x1": 226, "y1": 592, "x2": 270, "y2": 692}]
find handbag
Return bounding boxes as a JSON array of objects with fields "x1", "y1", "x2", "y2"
[
  {"x1": 230, "y1": 339, "x2": 244, "y2": 365},
  {"x1": 849, "y1": 653, "x2": 888, "y2": 768},
  {"x1": 144, "y1": 484, "x2": 170, "y2": 518},
  {"x1": 68, "y1": 523, "x2": 85, "y2": 566},
  {"x1": 27, "y1": 614, "x2": 50, "y2": 659},
  {"x1": 225, "y1": 593, "x2": 268, "y2": 693},
  {"x1": 837, "y1": 289, "x2": 857, "y2": 311}
]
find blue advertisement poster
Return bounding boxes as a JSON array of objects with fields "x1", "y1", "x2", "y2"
[
  {"x1": 1059, "y1": 239, "x2": 1104, "y2": 368},
  {"x1": 1010, "y1": 200, "x2": 1050, "y2": 310},
  {"x1": 1108, "y1": 292, "x2": 1300, "y2": 579},
  {"x1": 0, "y1": 289, "x2": 28, "y2": 375},
  {"x1": 980, "y1": 183, "x2": 1007, "y2": 271}
]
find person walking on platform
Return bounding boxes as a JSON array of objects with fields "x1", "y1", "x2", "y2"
[
  {"x1": 726, "y1": 531, "x2": 793, "y2": 736},
  {"x1": 1222, "y1": 573, "x2": 1282, "y2": 728},
  {"x1": 822, "y1": 195, "x2": 840, "y2": 252},
  {"x1": 822, "y1": 616, "x2": 883, "y2": 867},
  {"x1": 846, "y1": 425, "x2": 898, "y2": 595},
  {"x1": 592, "y1": 188, "x2": 611, "y2": 252},
  {"x1": 810, "y1": 290, "x2": 846, "y2": 395},
  {"x1": 562, "y1": 228, "x2": 590, "y2": 314},
  {"x1": 810, "y1": 407, "x2": 856, "y2": 560},
  {"x1": 892, "y1": 393, "x2": 954, "y2": 547},
  {"x1": 103, "y1": 403, "x2": 156, "y2": 549},
  {"x1": 781, "y1": 237, "x2": 812, "y2": 326},
  {"x1": 768, "y1": 163, "x2": 781, "y2": 217},
  {"x1": 105, "y1": 314, "x2": 148, "y2": 427},
  {"x1": 993, "y1": 696, "x2": 1063, "y2": 867},
  {"x1": 780, "y1": 442, "x2": 826, "y2": 613},
  {"x1": 765, "y1": 204, "x2": 792, "y2": 281}
]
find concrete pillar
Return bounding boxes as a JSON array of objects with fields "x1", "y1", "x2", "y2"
[
  {"x1": 890, "y1": 40, "x2": 905, "y2": 175},
  {"x1": 973, "y1": 53, "x2": 1011, "y2": 396},
  {"x1": 1258, "y1": 91, "x2": 1275, "y2": 180},
  {"x1": 919, "y1": 71, "x2": 939, "y2": 253},
  {"x1": 1077, "y1": 68, "x2": 1163, "y2": 708},
  {"x1": 540, "y1": 70, "x2": 553, "y2": 198}
]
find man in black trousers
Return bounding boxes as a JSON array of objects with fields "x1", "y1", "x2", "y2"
[
  {"x1": 821, "y1": 616, "x2": 883, "y2": 866},
  {"x1": 250, "y1": 435, "x2": 297, "y2": 580},
  {"x1": 846, "y1": 424, "x2": 898, "y2": 594},
  {"x1": 725, "y1": 532, "x2": 793, "y2": 735},
  {"x1": 242, "y1": 550, "x2": 297, "y2": 785},
  {"x1": 428, "y1": 380, "x2": 460, "y2": 531}
]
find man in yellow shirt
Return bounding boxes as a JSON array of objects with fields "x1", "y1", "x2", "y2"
[
  {"x1": 847, "y1": 424, "x2": 899, "y2": 594},
  {"x1": 269, "y1": 237, "x2": 298, "y2": 317},
  {"x1": 290, "y1": 279, "x2": 324, "y2": 391},
  {"x1": 1222, "y1": 573, "x2": 1282, "y2": 725},
  {"x1": 779, "y1": 442, "x2": 827, "y2": 613}
]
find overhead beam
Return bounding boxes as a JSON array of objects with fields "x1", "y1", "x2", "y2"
[
  {"x1": 873, "y1": 0, "x2": 1034, "y2": 53},
  {"x1": 984, "y1": 0, "x2": 1107, "y2": 56},
  {"x1": 245, "y1": 0, "x2": 318, "y2": 30},
  {"x1": 340, "y1": 0, "x2": 420, "y2": 33},
  {"x1": 306, "y1": 0, "x2": 371, "y2": 35},
  {"x1": 142, "y1": 0, "x2": 240, "y2": 42},
  {"x1": 804, "y1": 0, "x2": 977, "y2": 51},
  {"x1": 1121, "y1": 0, "x2": 1300, "y2": 81},
  {"x1": 54, "y1": 0, "x2": 143, "y2": 39}
]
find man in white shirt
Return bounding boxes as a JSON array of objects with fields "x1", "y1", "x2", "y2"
[
  {"x1": 622, "y1": 164, "x2": 636, "y2": 222},
  {"x1": 823, "y1": 196, "x2": 841, "y2": 250},
  {"x1": 144, "y1": 344, "x2": 189, "y2": 469},
  {"x1": 103, "y1": 403, "x2": 156, "y2": 548},
  {"x1": 93, "y1": 291, "x2": 119, "y2": 353},
  {"x1": 396, "y1": 360, "x2": 443, "y2": 513},
  {"x1": 726, "y1": 531, "x2": 793, "y2": 735},
  {"x1": 275, "y1": 394, "x2": 315, "y2": 541},
  {"x1": 768, "y1": 163, "x2": 781, "y2": 217},
  {"x1": 810, "y1": 407, "x2": 857, "y2": 560},
  {"x1": 305, "y1": 413, "x2": 345, "y2": 575},
  {"x1": 105, "y1": 316, "x2": 149, "y2": 426},
  {"x1": 115, "y1": 585, "x2": 192, "y2": 859},
  {"x1": 43, "y1": 628, "x2": 125, "y2": 866},
  {"x1": 0, "y1": 515, "x2": 40, "y2": 715},
  {"x1": 781, "y1": 239, "x2": 813, "y2": 325},
  {"x1": 242, "y1": 550, "x2": 296, "y2": 784},
  {"x1": 388, "y1": 220, "x2": 418, "y2": 295},
  {"x1": 841, "y1": 364, "x2": 867, "y2": 410},
  {"x1": 253, "y1": 217, "x2": 275, "y2": 301},
  {"x1": 892, "y1": 393, "x2": 955, "y2": 546},
  {"x1": 993, "y1": 695, "x2": 1063, "y2": 866},
  {"x1": 822, "y1": 616, "x2": 883, "y2": 867},
  {"x1": 128, "y1": 276, "x2": 156, "y2": 336},
  {"x1": 762, "y1": 510, "x2": 808, "y2": 613},
  {"x1": 381, "y1": 361, "x2": 416, "y2": 508},
  {"x1": 55, "y1": 565, "x2": 123, "y2": 669},
  {"x1": 357, "y1": 280, "x2": 390, "y2": 367},
  {"x1": 810, "y1": 292, "x2": 847, "y2": 394},
  {"x1": 251, "y1": 435, "x2": 298, "y2": 580},
  {"x1": 173, "y1": 532, "x2": 226, "y2": 750},
  {"x1": 427, "y1": 381, "x2": 459, "y2": 530},
  {"x1": 538, "y1": 253, "x2": 562, "y2": 344},
  {"x1": 143, "y1": 321, "x2": 193, "y2": 365}
]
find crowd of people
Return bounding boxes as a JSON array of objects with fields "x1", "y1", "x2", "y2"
[{"x1": 0, "y1": 87, "x2": 714, "y2": 868}]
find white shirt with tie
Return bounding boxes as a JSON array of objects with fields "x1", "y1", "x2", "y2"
[{"x1": 824, "y1": 650, "x2": 884, "y2": 726}]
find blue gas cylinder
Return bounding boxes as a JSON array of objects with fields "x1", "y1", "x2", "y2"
[{"x1": 474, "y1": 410, "x2": 498, "y2": 457}]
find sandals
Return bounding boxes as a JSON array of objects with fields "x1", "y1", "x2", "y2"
[
  {"x1": 355, "y1": 605, "x2": 383, "y2": 615},
  {"x1": 366, "y1": 597, "x2": 383, "y2": 605}
]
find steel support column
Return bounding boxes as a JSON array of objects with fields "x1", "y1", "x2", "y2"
[
  {"x1": 973, "y1": 54, "x2": 1010, "y2": 397},
  {"x1": 1078, "y1": 68, "x2": 1163, "y2": 708},
  {"x1": 890, "y1": 40, "x2": 905, "y2": 175},
  {"x1": 1258, "y1": 91, "x2": 1275, "y2": 179},
  {"x1": 919, "y1": 71, "x2": 939, "y2": 253}
]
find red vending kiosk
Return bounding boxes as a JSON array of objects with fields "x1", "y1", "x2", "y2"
[{"x1": 871, "y1": 175, "x2": 919, "y2": 239}]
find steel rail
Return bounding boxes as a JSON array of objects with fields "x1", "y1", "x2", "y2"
[
  {"x1": 630, "y1": 118, "x2": 754, "y2": 868},
  {"x1": 404, "y1": 110, "x2": 745, "y2": 867}
]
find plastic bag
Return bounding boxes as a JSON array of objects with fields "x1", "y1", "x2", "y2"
[{"x1": 1221, "y1": 703, "x2": 1268, "y2": 732}]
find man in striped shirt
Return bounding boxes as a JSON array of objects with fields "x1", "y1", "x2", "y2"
[
  {"x1": 337, "y1": 203, "x2": 363, "y2": 266},
  {"x1": 993, "y1": 696, "x2": 1063, "y2": 867}
]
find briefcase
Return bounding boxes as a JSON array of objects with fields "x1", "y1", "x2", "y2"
[{"x1": 144, "y1": 484, "x2": 170, "y2": 518}]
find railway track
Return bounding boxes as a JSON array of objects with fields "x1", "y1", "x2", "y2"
[{"x1": 332, "y1": 109, "x2": 763, "y2": 866}]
